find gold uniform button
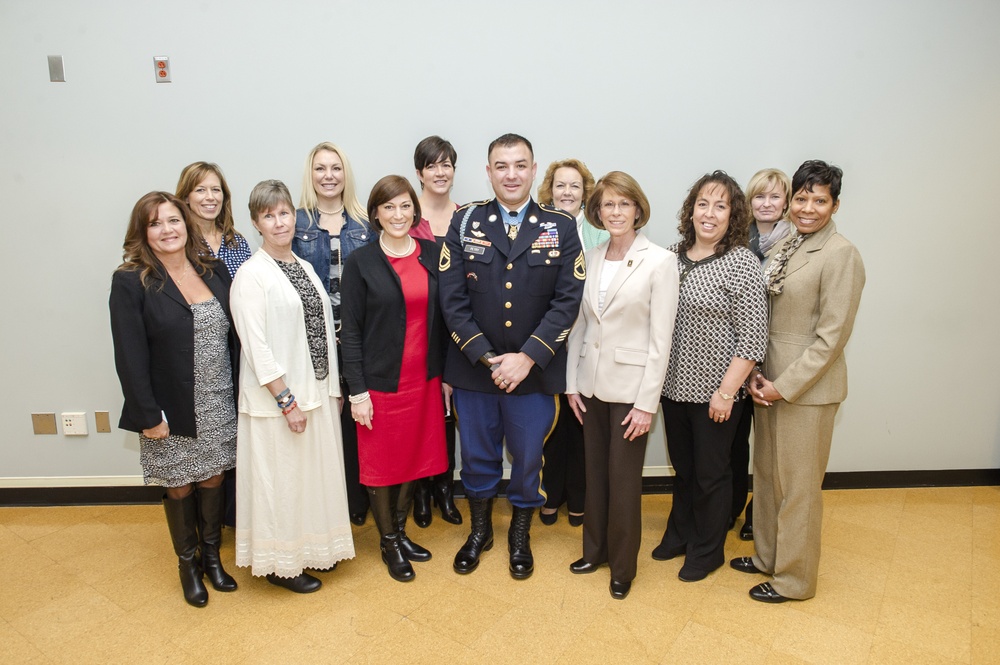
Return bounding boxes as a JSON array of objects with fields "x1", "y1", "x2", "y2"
[
  {"x1": 505, "y1": 282, "x2": 512, "y2": 289},
  {"x1": 469, "y1": 255, "x2": 475, "y2": 260},
  {"x1": 505, "y1": 321, "x2": 512, "y2": 328},
  {"x1": 505, "y1": 302, "x2": 512, "y2": 308},
  {"x1": 506, "y1": 263, "x2": 513, "y2": 270}
]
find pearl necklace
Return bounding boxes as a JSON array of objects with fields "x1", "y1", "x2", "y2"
[
  {"x1": 379, "y1": 234, "x2": 414, "y2": 258},
  {"x1": 317, "y1": 206, "x2": 344, "y2": 216}
]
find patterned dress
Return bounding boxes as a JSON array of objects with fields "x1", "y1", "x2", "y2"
[{"x1": 139, "y1": 298, "x2": 237, "y2": 486}]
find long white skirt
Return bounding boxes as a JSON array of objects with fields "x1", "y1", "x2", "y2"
[{"x1": 235, "y1": 383, "x2": 356, "y2": 578}]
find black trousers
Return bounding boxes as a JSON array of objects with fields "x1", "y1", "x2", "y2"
[
  {"x1": 581, "y1": 397, "x2": 648, "y2": 583},
  {"x1": 730, "y1": 401, "x2": 753, "y2": 524},
  {"x1": 341, "y1": 378, "x2": 369, "y2": 517},
  {"x1": 661, "y1": 397, "x2": 744, "y2": 574},
  {"x1": 542, "y1": 394, "x2": 586, "y2": 513}
]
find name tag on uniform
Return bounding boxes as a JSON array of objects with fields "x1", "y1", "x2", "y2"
[{"x1": 464, "y1": 244, "x2": 486, "y2": 255}]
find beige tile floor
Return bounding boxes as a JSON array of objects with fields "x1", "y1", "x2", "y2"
[{"x1": 1, "y1": 486, "x2": 998, "y2": 664}]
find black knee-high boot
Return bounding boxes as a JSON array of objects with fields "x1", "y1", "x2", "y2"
[
  {"x1": 396, "y1": 482, "x2": 431, "y2": 562},
  {"x1": 196, "y1": 486, "x2": 238, "y2": 592},
  {"x1": 412, "y1": 478, "x2": 432, "y2": 528},
  {"x1": 368, "y1": 485, "x2": 414, "y2": 582},
  {"x1": 163, "y1": 493, "x2": 208, "y2": 607}
]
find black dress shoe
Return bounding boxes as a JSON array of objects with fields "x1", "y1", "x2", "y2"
[
  {"x1": 749, "y1": 582, "x2": 790, "y2": 603},
  {"x1": 739, "y1": 522, "x2": 754, "y2": 541},
  {"x1": 569, "y1": 558, "x2": 602, "y2": 574},
  {"x1": 678, "y1": 564, "x2": 709, "y2": 582},
  {"x1": 729, "y1": 556, "x2": 763, "y2": 574},
  {"x1": 266, "y1": 572, "x2": 322, "y2": 593},
  {"x1": 610, "y1": 579, "x2": 631, "y2": 600},
  {"x1": 568, "y1": 513, "x2": 584, "y2": 527},
  {"x1": 539, "y1": 509, "x2": 557, "y2": 526},
  {"x1": 651, "y1": 542, "x2": 685, "y2": 561},
  {"x1": 350, "y1": 512, "x2": 367, "y2": 526}
]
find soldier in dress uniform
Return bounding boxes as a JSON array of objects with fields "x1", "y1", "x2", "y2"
[{"x1": 438, "y1": 133, "x2": 585, "y2": 579}]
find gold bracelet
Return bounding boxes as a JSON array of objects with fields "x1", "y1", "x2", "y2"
[{"x1": 717, "y1": 390, "x2": 735, "y2": 401}]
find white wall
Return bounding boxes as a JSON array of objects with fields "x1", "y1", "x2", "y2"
[{"x1": 2, "y1": 0, "x2": 998, "y2": 486}]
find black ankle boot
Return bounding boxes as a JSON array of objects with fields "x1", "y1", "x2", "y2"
[
  {"x1": 380, "y1": 533, "x2": 415, "y2": 582},
  {"x1": 431, "y1": 474, "x2": 463, "y2": 525},
  {"x1": 508, "y1": 506, "x2": 534, "y2": 580},
  {"x1": 163, "y1": 493, "x2": 208, "y2": 607},
  {"x1": 196, "y1": 486, "x2": 237, "y2": 592},
  {"x1": 396, "y1": 482, "x2": 431, "y2": 562},
  {"x1": 453, "y1": 497, "x2": 494, "y2": 574},
  {"x1": 412, "y1": 479, "x2": 432, "y2": 528}
]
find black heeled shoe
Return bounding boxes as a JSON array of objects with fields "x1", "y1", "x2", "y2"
[
  {"x1": 431, "y1": 478, "x2": 463, "y2": 525},
  {"x1": 350, "y1": 511, "x2": 367, "y2": 526},
  {"x1": 739, "y1": 522, "x2": 754, "y2": 541},
  {"x1": 539, "y1": 508, "x2": 557, "y2": 526},
  {"x1": 568, "y1": 512, "x2": 584, "y2": 527}
]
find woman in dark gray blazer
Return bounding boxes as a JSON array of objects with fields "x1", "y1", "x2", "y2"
[{"x1": 110, "y1": 191, "x2": 240, "y2": 607}]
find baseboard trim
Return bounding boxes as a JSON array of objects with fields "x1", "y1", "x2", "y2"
[{"x1": 0, "y1": 469, "x2": 996, "y2": 506}]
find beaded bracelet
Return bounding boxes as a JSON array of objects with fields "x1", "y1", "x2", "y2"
[
  {"x1": 348, "y1": 392, "x2": 370, "y2": 405},
  {"x1": 281, "y1": 401, "x2": 297, "y2": 416}
]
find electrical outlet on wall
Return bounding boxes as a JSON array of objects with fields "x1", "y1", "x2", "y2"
[{"x1": 62, "y1": 412, "x2": 88, "y2": 436}]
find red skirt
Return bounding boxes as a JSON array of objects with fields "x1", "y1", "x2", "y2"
[{"x1": 357, "y1": 251, "x2": 447, "y2": 486}]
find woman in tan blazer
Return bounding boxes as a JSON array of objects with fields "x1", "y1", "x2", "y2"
[
  {"x1": 730, "y1": 160, "x2": 866, "y2": 602},
  {"x1": 565, "y1": 171, "x2": 679, "y2": 600}
]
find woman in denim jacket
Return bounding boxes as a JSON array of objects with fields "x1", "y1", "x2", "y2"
[{"x1": 293, "y1": 141, "x2": 376, "y2": 525}]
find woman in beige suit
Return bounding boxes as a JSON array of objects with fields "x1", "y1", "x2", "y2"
[
  {"x1": 729, "y1": 160, "x2": 865, "y2": 602},
  {"x1": 565, "y1": 171, "x2": 679, "y2": 600}
]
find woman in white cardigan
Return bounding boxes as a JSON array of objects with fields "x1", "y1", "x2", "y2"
[
  {"x1": 565, "y1": 171, "x2": 679, "y2": 600},
  {"x1": 230, "y1": 180, "x2": 355, "y2": 593}
]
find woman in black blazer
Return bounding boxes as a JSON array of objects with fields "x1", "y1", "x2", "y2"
[
  {"x1": 109, "y1": 191, "x2": 240, "y2": 607},
  {"x1": 340, "y1": 175, "x2": 448, "y2": 582}
]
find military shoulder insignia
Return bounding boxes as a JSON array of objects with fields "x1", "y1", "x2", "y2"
[
  {"x1": 544, "y1": 207, "x2": 574, "y2": 221},
  {"x1": 457, "y1": 199, "x2": 490, "y2": 212},
  {"x1": 574, "y1": 250, "x2": 586, "y2": 280},
  {"x1": 439, "y1": 243, "x2": 451, "y2": 271}
]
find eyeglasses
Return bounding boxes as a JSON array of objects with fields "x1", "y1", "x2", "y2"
[{"x1": 601, "y1": 200, "x2": 635, "y2": 213}]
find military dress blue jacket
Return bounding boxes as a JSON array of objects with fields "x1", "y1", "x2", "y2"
[{"x1": 438, "y1": 198, "x2": 585, "y2": 395}]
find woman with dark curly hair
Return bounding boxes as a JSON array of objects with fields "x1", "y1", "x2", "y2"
[{"x1": 650, "y1": 171, "x2": 768, "y2": 582}]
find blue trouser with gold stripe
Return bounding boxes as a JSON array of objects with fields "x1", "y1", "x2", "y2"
[{"x1": 453, "y1": 389, "x2": 557, "y2": 508}]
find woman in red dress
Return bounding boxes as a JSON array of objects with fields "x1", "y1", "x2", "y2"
[{"x1": 340, "y1": 175, "x2": 449, "y2": 582}]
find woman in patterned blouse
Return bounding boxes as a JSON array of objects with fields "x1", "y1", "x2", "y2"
[
  {"x1": 176, "y1": 162, "x2": 252, "y2": 278},
  {"x1": 652, "y1": 171, "x2": 768, "y2": 582}
]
